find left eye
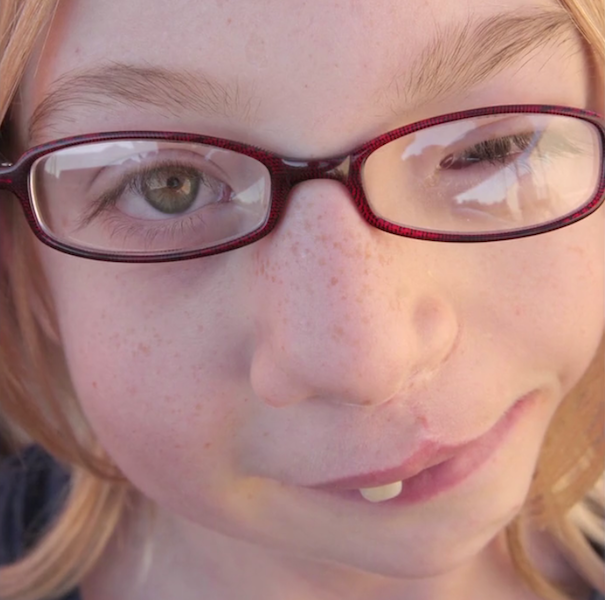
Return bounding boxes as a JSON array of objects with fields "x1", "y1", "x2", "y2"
[{"x1": 439, "y1": 133, "x2": 536, "y2": 170}]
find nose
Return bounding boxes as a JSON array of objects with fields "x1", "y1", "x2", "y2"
[{"x1": 249, "y1": 179, "x2": 459, "y2": 408}]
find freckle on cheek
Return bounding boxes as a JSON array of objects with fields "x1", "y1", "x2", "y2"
[
  {"x1": 137, "y1": 343, "x2": 151, "y2": 356},
  {"x1": 332, "y1": 325, "x2": 344, "y2": 341}
]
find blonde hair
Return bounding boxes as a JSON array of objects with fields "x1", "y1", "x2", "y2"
[{"x1": 0, "y1": 1, "x2": 603, "y2": 599}]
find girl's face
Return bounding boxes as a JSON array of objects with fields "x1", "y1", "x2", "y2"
[{"x1": 15, "y1": 0, "x2": 604, "y2": 582}]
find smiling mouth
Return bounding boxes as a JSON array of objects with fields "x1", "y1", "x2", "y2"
[
  {"x1": 311, "y1": 426, "x2": 480, "y2": 492},
  {"x1": 306, "y1": 391, "x2": 536, "y2": 505}
]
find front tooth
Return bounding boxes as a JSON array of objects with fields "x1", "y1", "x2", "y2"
[{"x1": 359, "y1": 481, "x2": 403, "y2": 503}]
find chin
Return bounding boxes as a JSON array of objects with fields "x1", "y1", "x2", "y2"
[{"x1": 286, "y1": 527, "x2": 496, "y2": 581}]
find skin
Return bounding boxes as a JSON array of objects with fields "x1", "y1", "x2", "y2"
[{"x1": 10, "y1": 0, "x2": 604, "y2": 598}]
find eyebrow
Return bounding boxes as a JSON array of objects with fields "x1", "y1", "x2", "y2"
[
  {"x1": 28, "y1": 8, "x2": 579, "y2": 144},
  {"x1": 28, "y1": 65, "x2": 260, "y2": 143},
  {"x1": 388, "y1": 8, "x2": 579, "y2": 110}
]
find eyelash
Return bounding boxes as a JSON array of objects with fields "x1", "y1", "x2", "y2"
[
  {"x1": 98, "y1": 211, "x2": 207, "y2": 248},
  {"x1": 440, "y1": 131, "x2": 582, "y2": 171},
  {"x1": 451, "y1": 133, "x2": 535, "y2": 167}
]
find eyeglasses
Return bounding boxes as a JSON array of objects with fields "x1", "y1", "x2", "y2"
[{"x1": 0, "y1": 104, "x2": 603, "y2": 263}]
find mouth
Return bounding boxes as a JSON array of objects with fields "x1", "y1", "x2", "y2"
[
  {"x1": 311, "y1": 437, "x2": 471, "y2": 492},
  {"x1": 307, "y1": 391, "x2": 536, "y2": 506}
]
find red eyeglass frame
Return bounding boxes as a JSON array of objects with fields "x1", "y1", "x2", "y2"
[{"x1": 0, "y1": 104, "x2": 604, "y2": 263}]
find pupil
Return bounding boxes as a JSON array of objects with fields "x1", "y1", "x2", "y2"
[{"x1": 166, "y1": 176, "x2": 183, "y2": 190}]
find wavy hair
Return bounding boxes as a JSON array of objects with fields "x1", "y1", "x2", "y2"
[{"x1": 0, "y1": 1, "x2": 602, "y2": 599}]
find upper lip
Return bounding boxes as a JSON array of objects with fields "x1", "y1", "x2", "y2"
[
  {"x1": 310, "y1": 438, "x2": 475, "y2": 491},
  {"x1": 308, "y1": 392, "x2": 533, "y2": 492}
]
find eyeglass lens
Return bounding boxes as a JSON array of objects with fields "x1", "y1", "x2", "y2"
[
  {"x1": 363, "y1": 113, "x2": 600, "y2": 233},
  {"x1": 31, "y1": 141, "x2": 272, "y2": 255}
]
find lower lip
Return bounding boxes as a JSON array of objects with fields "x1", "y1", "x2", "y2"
[{"x1": 308, "y1": 392, "x2": 535, "y2": 507}]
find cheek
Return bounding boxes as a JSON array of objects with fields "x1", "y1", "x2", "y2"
[
  {"x1": 480, "y1": 213, "x2": 604, "y2": 389},
  {"x1": 38, "y1": 252, "x2": 255, "y2": 489}
]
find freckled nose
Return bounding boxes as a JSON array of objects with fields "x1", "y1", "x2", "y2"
[{"x1": 249, "y1": 179, "x2": 459, "y2": 408}]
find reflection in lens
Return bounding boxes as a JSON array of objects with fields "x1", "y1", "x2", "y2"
[{"x1": 362, "y1": 114, "x2": 601, "y2": 234}]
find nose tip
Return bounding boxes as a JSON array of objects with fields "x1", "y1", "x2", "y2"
[
  {"x1": 250, "y1": 292, "x2": 459, "y2": 409},
  {"x1": 248, "y1": 179, "x2": 459, "y2": 409},
  {"x1": 250, "y1": 341, "x2": 407, "y2": 409}
]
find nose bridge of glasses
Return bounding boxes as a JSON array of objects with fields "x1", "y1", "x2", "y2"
[{"x1": 280, "y1": 155, "x2": 351, "y2": 186}]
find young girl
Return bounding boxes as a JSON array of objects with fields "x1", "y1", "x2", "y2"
[{"x1": 0, "y1": 0, "x2": 603, "y2": 599}]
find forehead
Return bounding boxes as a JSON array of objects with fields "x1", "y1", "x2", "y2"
[
  {"x1": 19, "y1": 0, "x2": 581, "y2": 152},
  {"x1": 43, "y1": 0, "x2": 559, "y2": 61}
]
